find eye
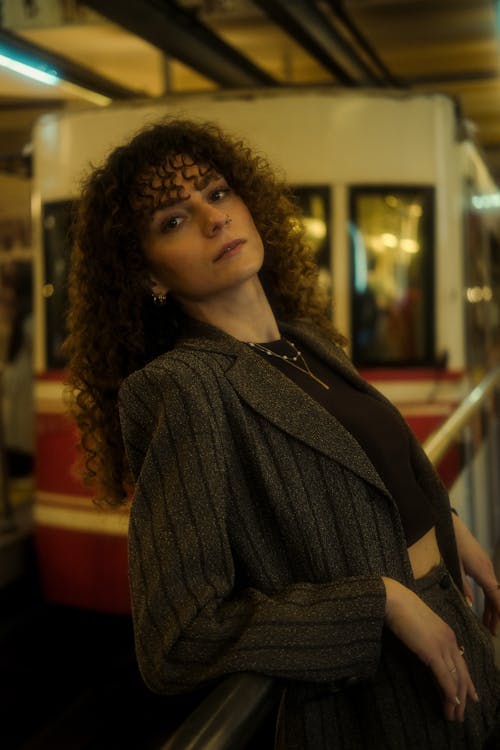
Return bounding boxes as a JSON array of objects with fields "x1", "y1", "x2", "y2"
[
  {"x1": 210, "y1": 185, "x2": 231, "y2": 202},
  {"x1": 160, "y1": 215, "x2": 183, "y2": 233}
]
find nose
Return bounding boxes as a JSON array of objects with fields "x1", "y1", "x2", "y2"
[{"x1": 202, "y1": 204, "x2": 227, "y2": 236}]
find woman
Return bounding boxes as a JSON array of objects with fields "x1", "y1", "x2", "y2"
[{"x1": 65, "y1": 118, "x2": 500, "y2": 748}]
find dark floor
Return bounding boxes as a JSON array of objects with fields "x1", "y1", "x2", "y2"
[{"x1": 1, "y1": 558, "x2": 277, "y2": 749}]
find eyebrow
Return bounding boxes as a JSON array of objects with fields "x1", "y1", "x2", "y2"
[
  {"x1": 155, "y1": 193, "x2": 190, "y2": 210},
  {"x1": 150, "y1": 175, "x2": 226, "y2": 219},
  {"x1": 146, "y1": 192, "x2": 189, "y2": 223}
]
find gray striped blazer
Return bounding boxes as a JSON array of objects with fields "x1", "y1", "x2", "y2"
[{"x1": 119, "y1": 317, "x2": 461, "y2": 702}]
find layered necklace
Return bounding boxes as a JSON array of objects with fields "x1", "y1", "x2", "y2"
[{"x1": 247, "y1": 338, "x2": 330, "y2": 390}]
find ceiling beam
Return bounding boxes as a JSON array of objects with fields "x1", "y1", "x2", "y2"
[
  {"x1": 323, "y1": 0, "x2": 399, "y2": 85},
  {"x1": 252, "y1": 0, "x2": 384, "y2": 85},
  {"x1": 403, "y1": 69, "x2": 500, "y2": 86},
  {"x1": 83, "y1": 0, "x2": 276, "y2": 88},
  {"x1": 0, "y1": 28, "x2": 140, "y2": 100}
]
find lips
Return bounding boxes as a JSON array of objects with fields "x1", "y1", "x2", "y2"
[{"x1": 213, "y1": 238, "x2": 246, "y2": 262}]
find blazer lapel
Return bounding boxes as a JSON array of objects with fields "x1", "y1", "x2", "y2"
[{"x1": 177, "y1": 318, "x2": 391, "y2": 497}]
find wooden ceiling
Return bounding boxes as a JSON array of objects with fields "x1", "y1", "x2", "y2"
[{"x1": 1, "y1": 0, "x2": 500, "y2": 178}]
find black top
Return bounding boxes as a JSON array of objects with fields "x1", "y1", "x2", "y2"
[{"x1": 252, "y1": 336, "x2": 437, "y2": 546}]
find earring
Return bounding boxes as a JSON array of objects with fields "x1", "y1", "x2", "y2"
[
  {"x1": 225, "y1": 215, "x2": 232, "y2": 225},
  {"x1": 152, "y1": 292, "x2": 168, "y2": 306}
]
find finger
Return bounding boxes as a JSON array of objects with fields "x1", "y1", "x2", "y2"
[
  {"x1": 442, "y1": 662, "x2": 461, "y2": 722},
  {"x1": 453, "y1": 650, "x2": 480, "y2": 722},
  {"x1": 435, "y1": 649, "x2": 475, "y2": 722},
  {"x1": 444, "y1": 697, "x2": 460, "y2": 722},
  {"x1": 454, "y1": 655, "x2": 476, "y2": 721},
  {"x1": 453, "y1": 663, "x2": 467, "y2": 722},
  {"x1": 429, "y1": 658, "x2": 463, "y2": 717},
  {"x1": 465, "y1": 666, "x2": 480, "y2": 706}
]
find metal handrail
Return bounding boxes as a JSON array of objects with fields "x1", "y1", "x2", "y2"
[
  {"x1": 161, "y1": 673, "x2": 278, "y2": 750},
  {"x1": 162, "y1": 367, "x2": 500, "y2": 750},
  {"x1": 423, "y1": 366, "x2": 500, "y2": 464}
]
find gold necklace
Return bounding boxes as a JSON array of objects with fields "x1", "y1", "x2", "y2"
[{"x1": 248, "y1": 338, "x2": 330, "y2": 390}]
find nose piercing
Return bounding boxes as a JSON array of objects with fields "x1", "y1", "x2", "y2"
[{"x1": 225, "y1": 214, "x2": 232, "y2": 225}]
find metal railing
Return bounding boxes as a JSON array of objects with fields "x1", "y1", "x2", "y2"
[
  {"x1": 161, "y1": 674, "x2": 279, "y2": 750},
  {"x1": 424, "y1": 366, "x2": 500, "y2": 558},
  {"x1": 424, "y1": 367, "x2": 500, "y2": 465},
  {"x1": 161, "y1": 367, "x2": 500, "y2": 750}
]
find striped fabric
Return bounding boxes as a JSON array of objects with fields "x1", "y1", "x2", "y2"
[
  {"x1": 119, "y1": 318, "x2": 497, "y2": 748},
  {"x1": 278, "y1": 563, "x2": 500, "y2": 749}
]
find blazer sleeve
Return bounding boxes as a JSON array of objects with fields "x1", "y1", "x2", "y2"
[{"x1": 119, "y1": 363, "x2": 387, "y2": 695}]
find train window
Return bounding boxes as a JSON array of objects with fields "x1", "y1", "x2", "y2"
[
  {"x1": 291, "y1": 186, "x2": 332, "y2": 301},
  {"x1": 349, "y1": 186, "x2": 435, "y2": 367},
  {"x1": 463, "y1": 178, "x2": 500, "y2": 374},
  {"x1": 42, "y1": 200, "x2": 77, "y2": 370}
]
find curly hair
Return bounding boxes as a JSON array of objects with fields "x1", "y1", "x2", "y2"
[{"x1": 64, "y1": 117, "x2": 345, "y2": 506}]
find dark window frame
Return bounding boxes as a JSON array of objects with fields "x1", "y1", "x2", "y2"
[{"x1": 42, "y1": 200, "x2": 76, "y2": 370}]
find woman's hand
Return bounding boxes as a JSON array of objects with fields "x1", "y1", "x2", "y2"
[
  {"x1": 452, "y1": 513, "x2": 500, "y2": 635},
  {"x1": 382, "y1": 577, "x2": 479, "y2": 721}
]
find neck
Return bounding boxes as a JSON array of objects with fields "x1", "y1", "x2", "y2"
[{"x1": 177, "y1": 277, "x2": 280, "y2": 342}]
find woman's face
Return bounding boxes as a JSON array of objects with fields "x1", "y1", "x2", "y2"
[{"x1": 139, "y1": 160, "x2": 265, "y2": 315}]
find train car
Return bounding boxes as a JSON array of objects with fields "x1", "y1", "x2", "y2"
[{"x1": 31, "y1": 88, "x2": 500, "y2": 612}]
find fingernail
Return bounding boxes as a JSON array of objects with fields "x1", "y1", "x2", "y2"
[
  {"x1": 474, "y1": 692, "x2": 480, "y2": 702},
  {"x1": 465, "y1": 596, "x2": 473, "y2": 608},
  {"x1": 455, "y1": 697, "x2": 461, "y2": 705}
]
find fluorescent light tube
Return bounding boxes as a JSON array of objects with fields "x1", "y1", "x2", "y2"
[
  {"x1": 0, "y1": 51, "x2": 58, "y2": 85},
  {"x1": 0, "y1": 48, "x2": 111, "y2": 105}
]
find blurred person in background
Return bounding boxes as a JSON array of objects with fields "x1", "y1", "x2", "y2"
[{"x1": 1, "y1": 262, "x2": 34, "y2": 478}]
